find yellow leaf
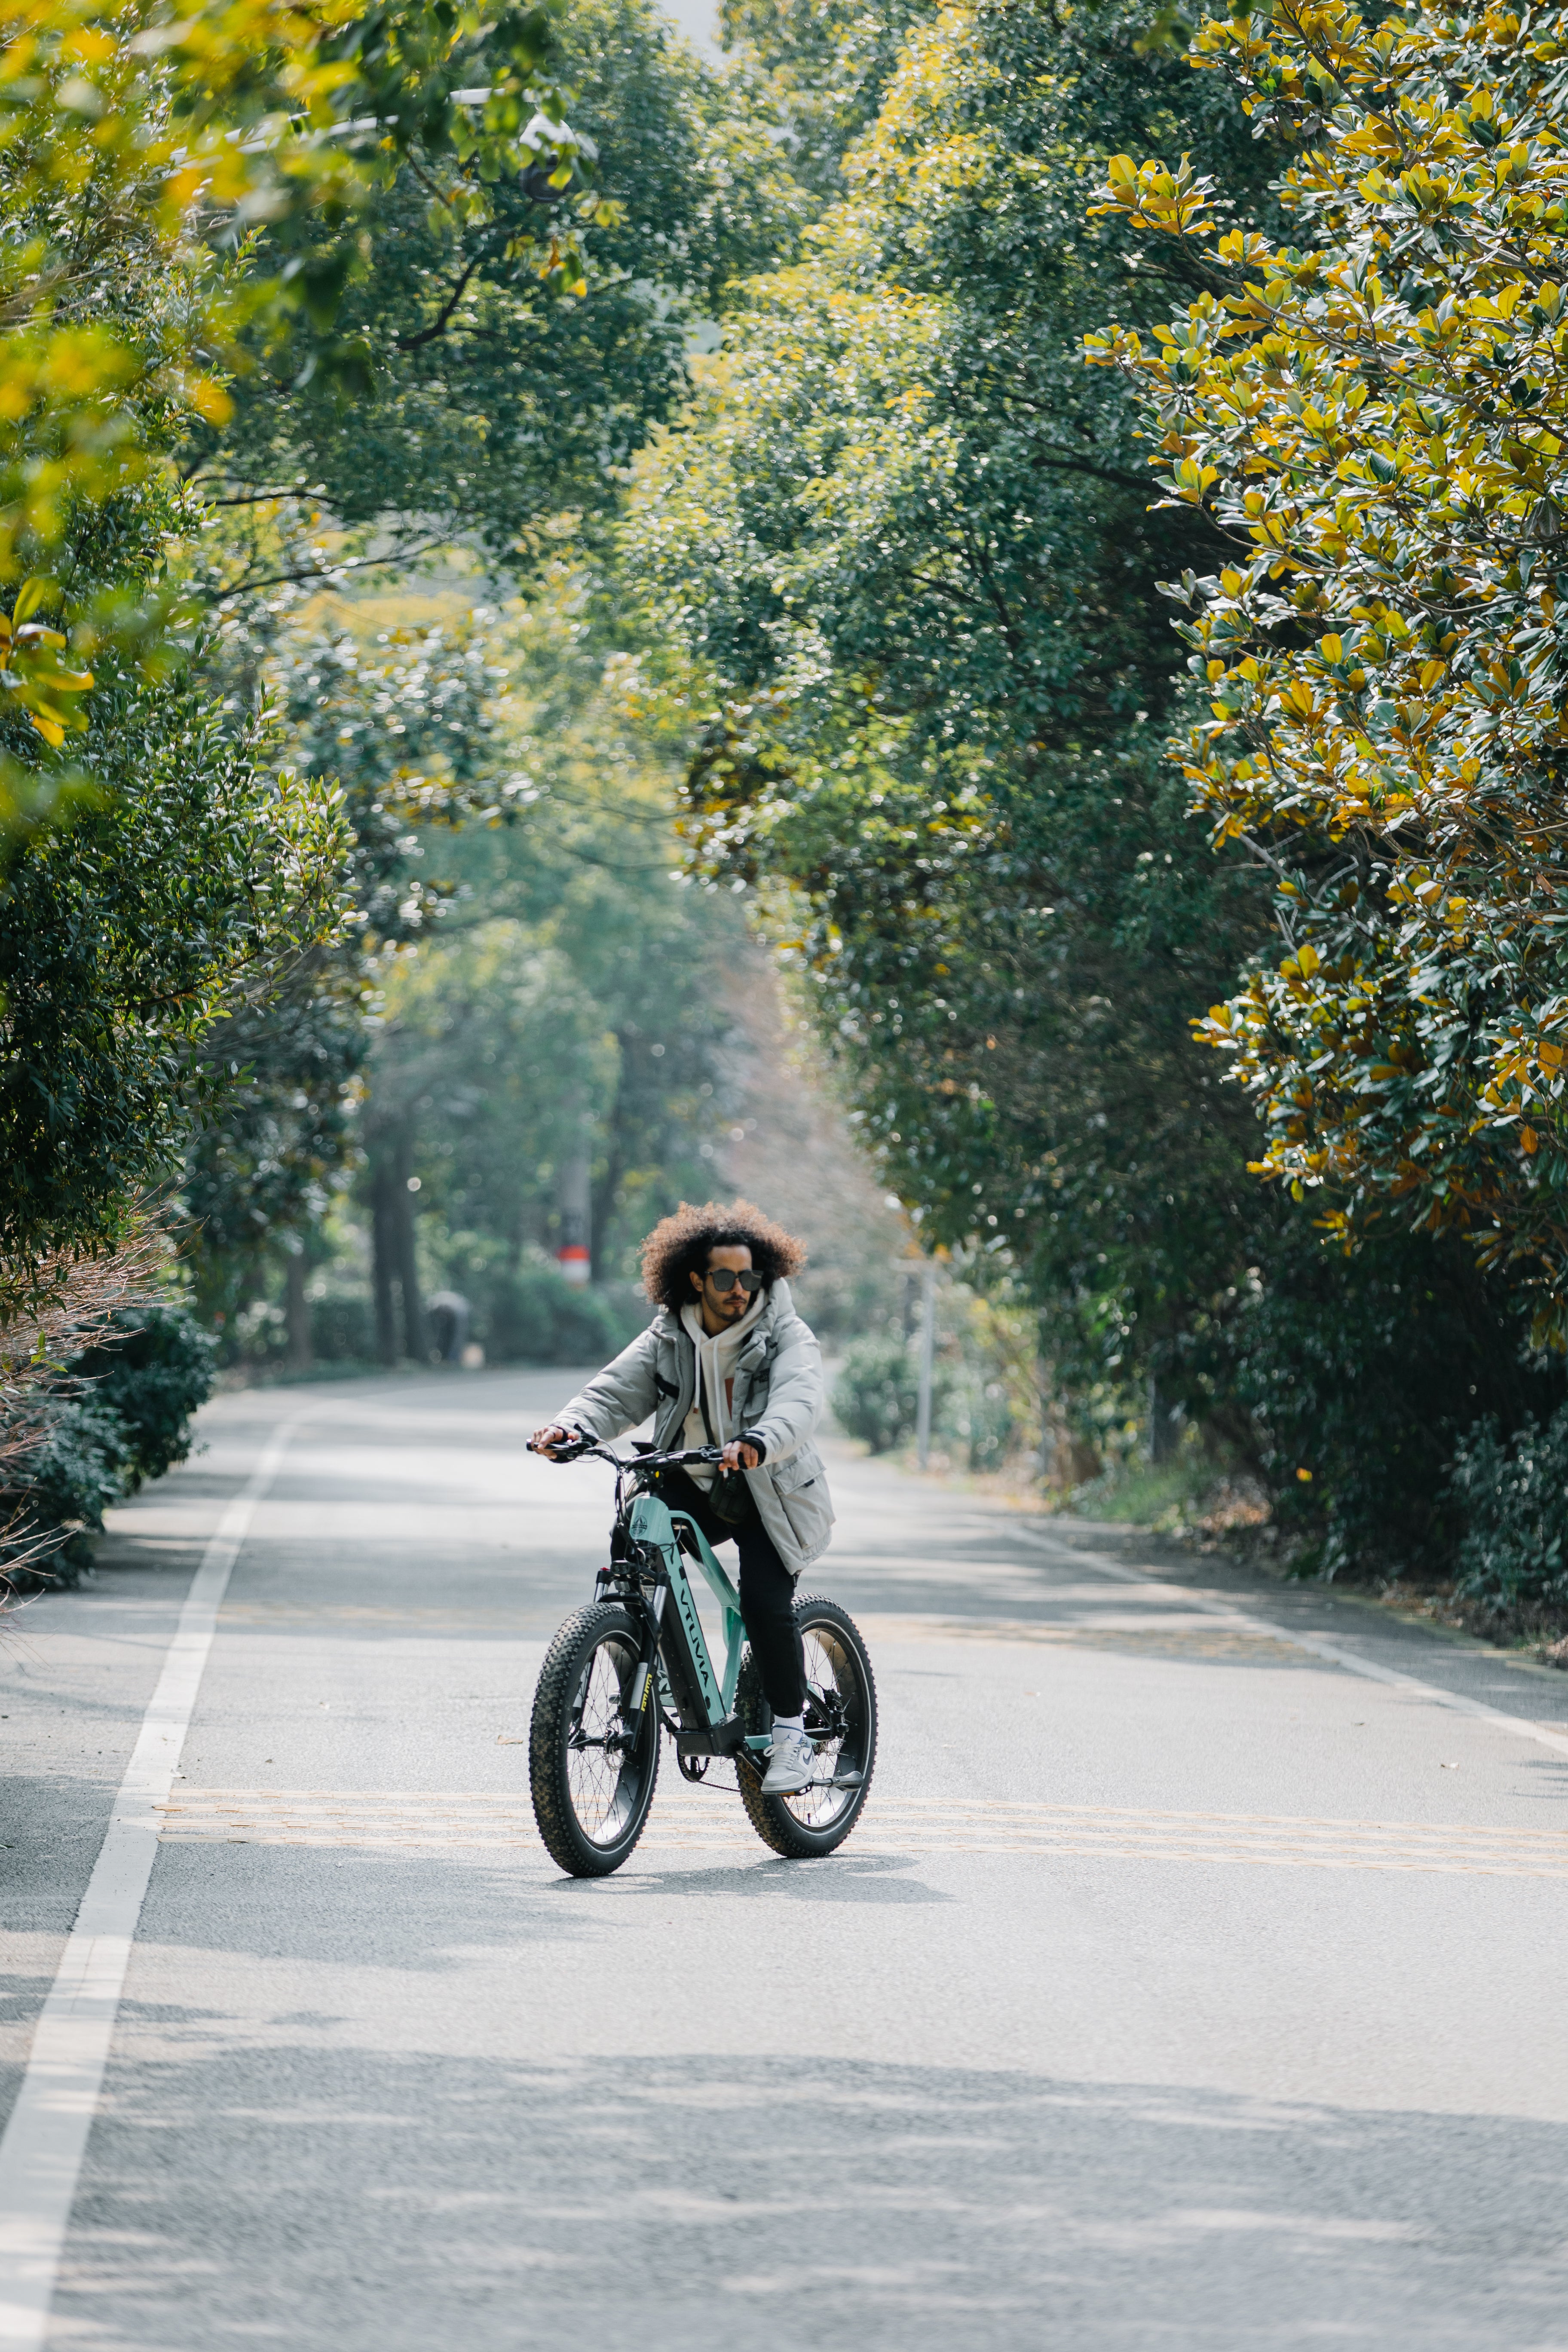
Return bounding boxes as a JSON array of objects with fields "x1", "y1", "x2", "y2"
[
  {"x1": 1297, "y1": 943, "x2": 1320, "y2": 976},
  {"x1": 188, "y1": 377, "x2": 233, "y2": 426},
  {"x1": 61, "y1": 26, "x2": 117, "y2": 64},
  {"x1": 1521, "y1": 1126, "x2": 1540, "y2": 1153},
  {"x1": 12, "y1": 576, "x2": 55, "y2": 622}
]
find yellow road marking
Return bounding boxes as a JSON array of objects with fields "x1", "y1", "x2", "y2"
[{"x1": 156, "y1": 1791, "x2": 1568, "y2": 1879}]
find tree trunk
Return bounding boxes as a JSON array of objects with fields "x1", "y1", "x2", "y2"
[
  {"x1": 285, "y1": 1250, "x2": 312, "y2": 1372},
  {"x1": 371, "y1": 1150, "x2": 400, "y2": 1366},
  {"x1": 1149, "y1": 1372, "x2": 1178, "y2": 1464},
  {"x1": 590, "y1": 1142, "x2": 624, "y2": 1285}
]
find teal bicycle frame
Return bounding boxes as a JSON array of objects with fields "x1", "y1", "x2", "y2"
[
  {"x1": 593, "y1": 1467, "x2": 774, "y2": 1764},
  {"x1": 631, "y1": 1490, "x2": 749, "y2": 1725}
]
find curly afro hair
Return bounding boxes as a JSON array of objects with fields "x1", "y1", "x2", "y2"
[{"x1": 640, "y1": 1199, "x2": 807, "y2": 1312}]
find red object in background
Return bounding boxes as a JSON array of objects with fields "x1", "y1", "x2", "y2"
[{"x1": 557, "y1": 1243, "x2": 590, "y2": 1287}]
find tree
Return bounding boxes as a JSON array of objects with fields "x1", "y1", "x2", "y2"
[
  {"x1": 176, "y1": 0, "x2": 800, "y2": 1344},
  {"x1": 629, "y1": 0, "x2": 1283, "y2": 1384},
  {"x1": 0, "y1": 0, "x2": 599, "y2": 1300},
  {"x1": 620, "y1": 0, "x2": 1568, "y2": 1579},
  {"x1": 1090, "y1": 0, "x2": 1568, "y2": 1342},
  {"x1": 190, "y1": 0, "x2": 802, "y2": 596},
  {"x1": 0, "y1": 496, "x2": 343, "y2": 1314},
  {"x1": 353, "y1": 576, "x2": 744, "y2": 1357},
  {"x1": 718, "y1": 0, "x2": 932, "y2": 199},
  {"x1": 0, "y1": 0, "x2": 590, "y2": 838},
  {"x1": 182, "y1": 606, "x2": 519, "y2": 1338}
]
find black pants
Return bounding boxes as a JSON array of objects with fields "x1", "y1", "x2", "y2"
[{"x1": 655, "y1": 1467, "x2": 805, "y2": 1718}]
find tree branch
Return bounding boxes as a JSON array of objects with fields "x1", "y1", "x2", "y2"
[{"x1": 395, "y1": 257, "x2": 482, "y2": 353}]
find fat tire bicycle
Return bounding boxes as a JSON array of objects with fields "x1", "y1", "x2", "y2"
[{"x1": 527, "y1": 1437, "x2": 877, "y2": 1878}]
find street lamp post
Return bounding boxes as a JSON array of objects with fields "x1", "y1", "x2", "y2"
[{"x1": 915, "y1": 1258, "x2": 937, "y2": 1471}]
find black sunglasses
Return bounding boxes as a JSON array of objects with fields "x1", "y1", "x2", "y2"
[{"x1": 705, "y1": 1267, "x2": 763, "y2": 1295}]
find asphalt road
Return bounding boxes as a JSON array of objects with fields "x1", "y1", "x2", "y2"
[{"x1": 5, "y1": 1369, "x2": 1568, "y2": 2349}]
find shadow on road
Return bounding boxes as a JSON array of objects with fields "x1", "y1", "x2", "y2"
[{"x1": 53, "y1": 2045, "x2": 1568, "y2": 2350}]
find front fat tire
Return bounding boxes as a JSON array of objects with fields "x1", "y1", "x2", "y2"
[
  {"x1": 530, "y1": 1602, "x2": 660, "y2": 1878},
  {"x1": 737, "y1": 1594, "x2": 877, "y2": 1859}
]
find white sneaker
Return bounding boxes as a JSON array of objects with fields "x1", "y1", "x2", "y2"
[{"x1": 761, "y1": 1725, "x2": 814, "y2": 1794}]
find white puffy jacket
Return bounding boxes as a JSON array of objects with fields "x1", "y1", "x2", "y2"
[{"x1": 553, "y1": 1279, "x2": 833, "y2": 1574}]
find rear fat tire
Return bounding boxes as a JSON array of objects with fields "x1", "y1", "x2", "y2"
[
  {"x1": 530, "y1": 1602, "x2": 660, "y2": 1877},
  {"x1": 737, "y1": 1594, "x2": 877, "y2": 1859}
]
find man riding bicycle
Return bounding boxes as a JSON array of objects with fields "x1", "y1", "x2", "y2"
[{"x1": 533, "y1": 1200, "x2": 833, "y2": 1797}]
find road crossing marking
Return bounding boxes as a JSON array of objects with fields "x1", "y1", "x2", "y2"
[
  {"x1": 859, "y1": 1613, "x2": 1310, "y2": 1660},
  {"x1": 217, "y1": 1602, "x2": 560, "y2": 1630},
  {"x1": 156, "y1": 1788, "x2": 1568, "y2": 1879}
]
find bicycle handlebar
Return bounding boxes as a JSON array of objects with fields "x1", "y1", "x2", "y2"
[{"x1": 526, "y1": 1436, "x2": 726, "y2": 1470}]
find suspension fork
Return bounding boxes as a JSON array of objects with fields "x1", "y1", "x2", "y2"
[{"x1": 623, "y1": 1583, "x2": 667, "y2": 1733}]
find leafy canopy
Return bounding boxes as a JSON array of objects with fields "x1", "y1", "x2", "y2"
[
  {"x1": 0, "y1": 0, "x2": 595, "y2": 551},
  {"x1": 0, "y1": 0, "x2": 596, "y2": 834},
  {"x1": 197, "y1": 0, "x2": 801, "y2": 595},
  {"x1": 629, "y1": 0, "x2": 1279, "y2": 1379},
  {"x1": 181, "y1": 604, "x2": 513, "y2": 1309},
  {"x1": 1090, "y1": 0, "x2": 1568, "y2": 1339}
]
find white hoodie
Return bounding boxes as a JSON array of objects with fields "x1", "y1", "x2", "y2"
[{"x1": 678, "y1": 1291, "x2": 766, "y2": 1485}]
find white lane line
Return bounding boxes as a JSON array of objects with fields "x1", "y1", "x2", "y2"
[
  {"x1": 1012, "y1": 1525, "x2": 1568, "y2": 1763},
  {"x1": 0, "y1": 1421, "x2": 294, "y2": 2351}
]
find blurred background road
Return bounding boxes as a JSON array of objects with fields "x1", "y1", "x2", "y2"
[{"x1": 4, "y1": 1371, "x2": 1568, "y2": 2349}]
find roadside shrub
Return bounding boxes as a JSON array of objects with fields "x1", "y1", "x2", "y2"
[
  {"x1": 1448, "y1": 1408, "x2": 1568, "y2": 1617},
  {"x1": 474, "y1": 1268, "x2": 646, "y2": 1365},
  {"x1": 311, "y1": 1294, "x2": 375, "y2": 1362},
  {"x1": 1, "y1": 1399, "x2": 133, "y2": 1582},
  {"x1": 1, "y1": 1302, "x2": 216, "y2": 1588},
  {"x1": 70, "y1": 1306, "x2": 216, "y2": 1490},
  {"x1": 834, "y1": 1335, "x2": 922, "y2": 1454},
  {"x1": 1181, "y1": 1227, "x2": 1564, "y2": 1580}
]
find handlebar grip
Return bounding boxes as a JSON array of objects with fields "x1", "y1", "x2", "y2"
[{"x1": 527, "y1": 1436, "x2": 590, "y2": 1461}]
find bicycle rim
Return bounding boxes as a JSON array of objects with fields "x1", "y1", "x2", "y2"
[
  {"x1": 780, "y1": 1618, "x2": 871, "y2": 1835},
  {"x1": 565, "y1": 1630, "x2": 650, "y2": 1848}
]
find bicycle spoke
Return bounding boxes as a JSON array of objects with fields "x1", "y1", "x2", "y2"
[
  {"x1": 782, "y1": 1626, "x2": 859, "y2": 1832},
  {"x1": 564, "y1": 1635, "x2": 643, "y2": 1844}
]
